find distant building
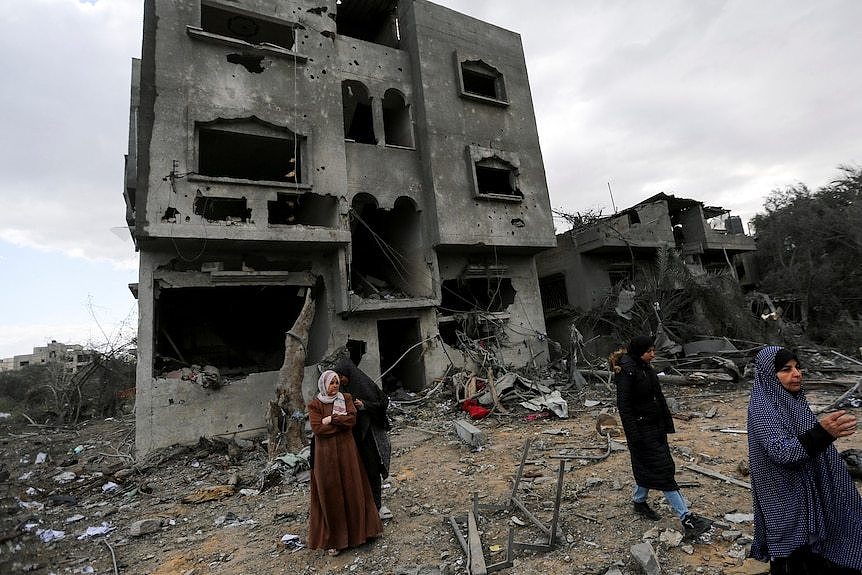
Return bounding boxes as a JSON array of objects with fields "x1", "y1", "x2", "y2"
[
  {"x1": 0, "y1": 340, "x2": 94, "y2": 373},
  {"x1": 535, "y1": 193, "x2": 757, "y2": 346}
]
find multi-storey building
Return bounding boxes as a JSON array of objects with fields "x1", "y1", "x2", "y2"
[
  {"x1": 536, "y1": 193, "x2": 757, "y2": 348},
  {"x1": 125, "y1": 0, "x2": 556, "y2": 453},
  {"x1": 0, "y1": 340, "x2": 93, "y2": 373}
]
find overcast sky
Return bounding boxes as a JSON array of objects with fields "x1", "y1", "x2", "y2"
[{"x1": 1, "y1": 0, "x2": 860, "y2": 358}]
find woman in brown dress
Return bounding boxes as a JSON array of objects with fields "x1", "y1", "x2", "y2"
[{"x1": 307, "y1": 370, "x2": 383, "y2": 555}]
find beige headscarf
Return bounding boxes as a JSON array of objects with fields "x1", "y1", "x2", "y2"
[{"x1": 317, "y1": 370, "x2": 347, "y2": 415}]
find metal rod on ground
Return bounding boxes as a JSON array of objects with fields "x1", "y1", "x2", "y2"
[
  {"x1": 549, "y1": 460, "x2": 565, "y2": 545},
  {"x1": 509, "y1": 439, "x2": 532, "y2": 507},
  {"x1": 510, "y1": 496, "x2": 551, "y2": 537}
]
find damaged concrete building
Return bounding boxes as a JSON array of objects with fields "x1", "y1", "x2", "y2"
[
  {"x1": 124, "y1": 0, "x2": 556, "y2": 453},
  {"x1": 535, "y1": 193, "x2": 756, "y2": 346}
]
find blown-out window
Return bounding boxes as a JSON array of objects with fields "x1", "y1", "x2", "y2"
[
  {"x1": 195, "y1": 119, "x2": 305, "y2": 185},
  {"x1": 458, "y1": 57, "x2": 508, "y2": 105},
  {"x1": 467, "y1": 145, "x2": 522, "y2": 201},
  {"x1": 200, "y1": 3, "x2": 296, "y2": 51}
]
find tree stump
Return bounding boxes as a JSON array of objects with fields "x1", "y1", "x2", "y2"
[{"x1": 267, "y1": 283, "x2": 318, "y2": 460}]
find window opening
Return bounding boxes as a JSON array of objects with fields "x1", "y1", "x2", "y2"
[
  {"x1": 201, "y1": 3, "x2": 296, "y2": 51},
  {"x1": 342, "y1": 81, "x2": 376, "y2": 144},
  {"x1": 476, "y1": 165, "x2": 514, "y2": 196},
  {"x1": 627, "y1": 211, "x2": 641, "y2": 225},
  {"x1": 382, "y1": 89, "x2": 413, "y2": 147},
  {"x1": 539, "y1": 274, "x2": 568, "y2": 311},
  {"x1": 268, "y1": 192, "x2": 336, "y2": 226},
  {"x1": 460, "y1": 60, "x2": 506, "y2": 101},
  {"x1": 349, "y1": 195, "x2": 422, "y2": 298},
  {"x1": 193, "y1": 196, "x2": 250, "y2": 222},
  {"x1": 440, "y1": 277, "x2": 516, "y2": 315},
  {"x1": 198, "y1": 126, "x2": 301, "y2": 183},
  {"x1": 377, "y1": 318, "x2": 424, "y2": 393},
  {"x1": 336, "y1": 1, "x2": 399, "y2": 48},
  {"x1": 155, "y1": 285, "x2": 309, "y2": 374}
]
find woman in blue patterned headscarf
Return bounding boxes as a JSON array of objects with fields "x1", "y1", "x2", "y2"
[{"x1": 748, "y1": 346, "x2": 862, "y2": 574}]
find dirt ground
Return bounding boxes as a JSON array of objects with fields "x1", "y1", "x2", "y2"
[{"x1": 1, "y1": 379, "x2": 860, "y2": 575}]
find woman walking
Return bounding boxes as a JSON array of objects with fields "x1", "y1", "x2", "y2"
[{"x1": 613, "y1": 335, "x2": 712, "y2": 539}]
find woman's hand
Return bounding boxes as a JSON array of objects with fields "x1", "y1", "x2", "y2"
[
  {"x1": 820, "y1": 410, "x2": 857, "y2": 438},
  {"x1": 321, "y1": 415, "x2": 332, "y2": 425},
  {"x1": 354, "y1": 399, "x2": 364, "y2": 410}
]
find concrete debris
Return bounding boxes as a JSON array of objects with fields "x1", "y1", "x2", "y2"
[
  {"x1": 453, "y1": 419, "x2": 485, "y2": 448},
  {"x1": 129, "y1": 518, "x2": 162, "y2": 537},
  {"x1": 659, "y1": 528, "x2": 683, "y2": 547},
  {"x1": 630, "y1": 541, "x2": 661, "y2": 575},
  {"x1": 723, "y1": 513, "x2": 754, "y2": 524}
]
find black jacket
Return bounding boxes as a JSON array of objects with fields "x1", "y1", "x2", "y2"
[{"x1": 615, "y1": 354, "x2": 678, "y2": 490}]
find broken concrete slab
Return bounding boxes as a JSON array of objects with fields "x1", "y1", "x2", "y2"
[{"x1": 453, "y1": 420, "x2": 485, "y2": 448}]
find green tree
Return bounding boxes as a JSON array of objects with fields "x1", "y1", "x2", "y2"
[{"x1": 752, "y1": 166, "x2": 862, "y2": 348}]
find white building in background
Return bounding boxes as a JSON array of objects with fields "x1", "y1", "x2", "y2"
[{"x1": 0, "y1": 340, "x2": 94, "y2": 373}]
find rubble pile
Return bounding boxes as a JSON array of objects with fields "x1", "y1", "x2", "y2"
[{"x1": 0, "y1": 339, "x2": 859, "y2": 575}]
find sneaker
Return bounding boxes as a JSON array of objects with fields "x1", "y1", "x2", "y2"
[
  {"x1": 681, "y1": 513, "x2": 712, "y2": 539},
  {"x1": 632, "y1": 500, "x2": 660, "y2": 521}
]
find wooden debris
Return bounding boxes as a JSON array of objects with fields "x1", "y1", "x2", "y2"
[{"x1": 685, "y1": 464, "x2": 751, "y2": 490}]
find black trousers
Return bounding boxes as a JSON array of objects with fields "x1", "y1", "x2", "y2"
[
  {"x1": 356, "y1": 434, "x2": 383, "y2": 510},
  {"x1": 770, "y1": 546, "x2": 861, "y2": 575}
]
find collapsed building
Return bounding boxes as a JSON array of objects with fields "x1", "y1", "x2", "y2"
[
  {"x1": 123, "y1": 0, "x2": 556, "y2": 454},
  {"x1": 535, "y1": 193, "x2": 757, "y2": 349}
]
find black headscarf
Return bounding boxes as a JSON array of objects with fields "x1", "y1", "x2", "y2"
[
  {"x1": 773, "y1": 348, "x2": 800, "y2": 373},
  {"x1": 628, "y1": 335, "x2": 655, "y2": 360}
]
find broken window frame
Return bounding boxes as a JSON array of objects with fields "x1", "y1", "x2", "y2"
[
  {"x1": 335, "y1": 1, "x2": 400, "y2": 48},
  {"x1": 342, "y1": 80, "x2": 377, "y2": 145},
  {"x1": 539, "y1": 273, "x2": 569, "y2": 311},
  {"x1": 382, "y1": 88, "x2": 415, "y2": 149},
  {"x1": 189, "y1": 117, "x2": 312, "y2": 190},
  {"x1": 455, "y1": 52, "x2": 509, "y2": 106},
  {"x1": 187, "y1": 1, "x2": 307, "y2": 64},
  {"x1": 466, "y1": 145, "x2": 523, "y2": 202}
]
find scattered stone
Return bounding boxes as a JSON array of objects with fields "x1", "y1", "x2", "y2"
[
  {"x1": 129, "y1": 518, "x2": 162, "y2": 537},
  {"x1": 705, "y1": 406, "x2": 718, "y2": 418},
  {"x1": 659, "y1": 528, "x2": 683, "y2": 547},
  {"x1": 737, "y1": 459, "x2": 750, "y2": 476},
  {"x1": 721, "y1": 530, "x2": 742, "y2": 542},
  {"x1": 680, "y1": 544, "x2": 694, "y2": 555},
  {"x1": 642, "y1": 526, "x2": 662, "y2": 540},
  {"x1": 630, "y1": 541, "x2": 660, "y2": 575},
  {"x1": 723, "y1": 513, "x2": 753, "y2": 524}
]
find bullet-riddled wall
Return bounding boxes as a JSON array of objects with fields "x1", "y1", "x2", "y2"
[{"x1": 127, "y1": 0, "x2": 556, "y2": 455}]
